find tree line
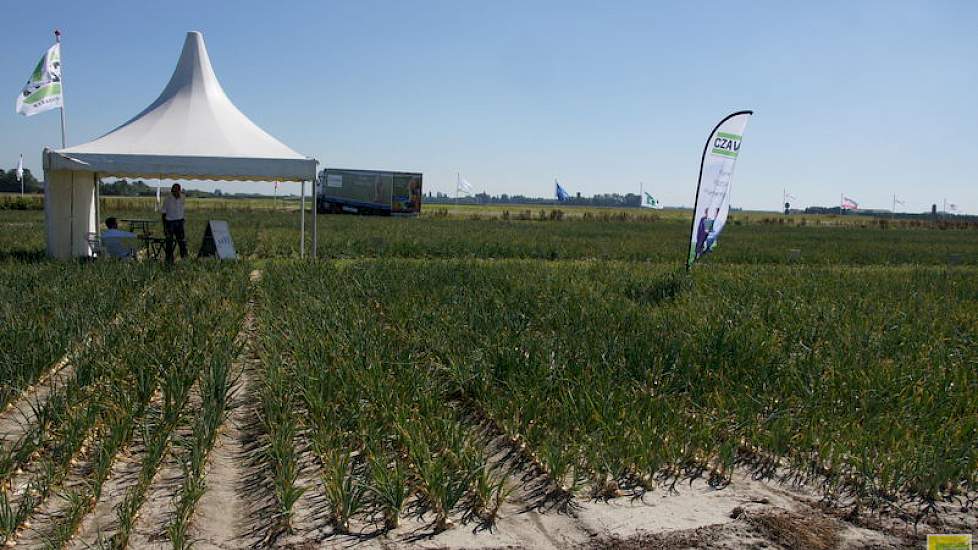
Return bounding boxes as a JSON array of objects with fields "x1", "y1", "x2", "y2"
[
  {"x1": 0, "y1": 174, "x2": 266, "y2": 199},
  {"x1": 427, "y1": 191, "x2": 645, "y2": 208},
  {"x1": 0, "y1": 169, "x2": 41, "y2": 193}
]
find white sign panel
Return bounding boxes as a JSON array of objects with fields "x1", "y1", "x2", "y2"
[{"x1": 199, "y1": 220, "x2": 237, "y2": 260}]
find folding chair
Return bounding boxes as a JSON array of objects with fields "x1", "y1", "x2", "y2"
[{"x1": 86, "y1": 232, "x2": 102, "y2": 258}]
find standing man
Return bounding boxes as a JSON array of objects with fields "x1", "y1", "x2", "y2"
[{"x1": 162, "y1": 183, "x2": 188, "y2": 263}]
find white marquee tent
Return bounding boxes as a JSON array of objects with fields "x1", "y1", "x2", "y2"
[{"x1": 43, "y1": 31, "x2": 319, "y2": 258}]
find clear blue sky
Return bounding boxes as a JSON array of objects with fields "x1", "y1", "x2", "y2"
[{"x1": 2, "y1": 0, "x2": 976, "y2": 212}]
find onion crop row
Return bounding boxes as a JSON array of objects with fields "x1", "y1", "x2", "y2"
[
  {"x1": 0, "y1": 278, "x2": 170, "y2": 545},
  {"x1": 257, "y1": 267, "x2": 509, "y2": 534},
  {"x1": 0, "y1": 261, "x2": 157, "y2": 411},
  {"x1": 0, "y1": 263, "x2": 247, "y2": 548},
  {"x1": 260, "y1": 260, "x2": 978, "y2": 514},
  {"x1": 166, "y1": 334, "x2": 241, "y2": 550},
  {"x1": 109, "y1": 264, "x2": 248, "y2": 550}
]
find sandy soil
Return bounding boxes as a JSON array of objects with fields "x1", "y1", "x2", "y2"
[
  {"x1": 0, "y1": 350, "x2": 76, "y2": 452},
  {"x1": 194, "y1": 271, "x2": 270, "y2": 549},
  {"x1": 254, "y1": 449, "x2": 928, "y2": 550}
]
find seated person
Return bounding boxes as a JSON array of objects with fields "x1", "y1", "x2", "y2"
[{"x1": 101, "y1": 217, "x2": 138, "y2": 259}]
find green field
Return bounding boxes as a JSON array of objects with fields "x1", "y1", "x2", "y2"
[{"x1": 0, "y1": 200, "x2": 975, "y2": 547}]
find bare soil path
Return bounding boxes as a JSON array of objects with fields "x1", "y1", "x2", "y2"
[{"x1": 194, "y1": 269, "x2": 269, "y2": 550}]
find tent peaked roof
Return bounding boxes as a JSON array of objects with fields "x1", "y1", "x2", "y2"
[{"x1": 47, "y1": 31, "x2": 317, "y2": 181}]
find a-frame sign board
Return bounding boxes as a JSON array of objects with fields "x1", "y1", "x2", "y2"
[{"x1": 198, "y1": 220, "x2": 237, "y2": 260}]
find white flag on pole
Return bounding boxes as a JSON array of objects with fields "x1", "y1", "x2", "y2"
[
  {"x1": 16, "y1": 43, "x2": 63, "y2": 117},
  {"x1": 457, "y1": 174, "x2": 474, "y2": 195},
  {"x1": 16, "y1": 154, "x2": 23, "y2": 183},
  {"x1": 156, "y1": 186, "x2": 162, "y2": 212}
]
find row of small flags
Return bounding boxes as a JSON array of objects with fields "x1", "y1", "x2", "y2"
[
  {"x1": 557, "y1": 180, "x2": 660, "y2": 208},
  {"x1": 841, "y1": 195, "x2": 956, "y2": 213},
  {"x1": 459, "y1": 175, "x2": 661, "y2": 209}
]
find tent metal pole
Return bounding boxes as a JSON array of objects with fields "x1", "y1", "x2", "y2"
[
  {"x1": 69, "y1": 172, "x2": 75, "y2": 257},
  {"x1": 312, "y1": 177, "x2": 318, "y2": 259},
  {"x1": 94, "y1": 173, "x2": 100, "y2": 244},
  {"x1": 299, "y1": 181, "x2": 305, "y2": 258}
]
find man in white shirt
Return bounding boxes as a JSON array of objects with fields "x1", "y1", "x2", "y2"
[
  {"x1": 161, "y1": 183, "x2": 188, "y2": 263},
  {"x1": 101, "y1": 217, "x2": 137, "y2": 259}
]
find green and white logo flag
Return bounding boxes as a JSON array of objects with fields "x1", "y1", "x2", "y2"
[
  {"x1": 16, "y1": 43, "x2": 63, "y2": 117},
  {"x1": 641, "y1": 192, "x2": 659, "y2": 209},
  {"x1": 688, "y1": 111, "x2": 752, "y2": 268}
]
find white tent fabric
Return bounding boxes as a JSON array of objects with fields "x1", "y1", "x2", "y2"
[
  {"x1": 45, "y1": 31, "x2": 316, "y2": 181},
  {"x1": 43, "y1": 31, "x2": 318, "y2": 258}
]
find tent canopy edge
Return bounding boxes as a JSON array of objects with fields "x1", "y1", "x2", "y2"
[{"x1": 44, "y1": 148, "x2": 317, "y2": 182}]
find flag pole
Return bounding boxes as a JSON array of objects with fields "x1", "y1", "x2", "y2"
[{"x1": 55, "y1": 29, "x2": 67, "y2": 148}]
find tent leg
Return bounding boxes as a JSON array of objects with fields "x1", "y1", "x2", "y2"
[
  {"x1": 69, "y1": 173, "x2": 75, "y2": 258},
  {"x1": 300, "y1": 180, "x2": 306, "y2": 258},
  {"x1": 312, "y1": 178, "x2": 318, "y2": 259},
  {"x1": 94, "y1": 174, "x2": 100, "y2": 242}
]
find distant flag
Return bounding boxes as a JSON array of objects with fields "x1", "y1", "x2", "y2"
[
  {"x1": 456, "y1": 173, "x2": 474, "y2": 196},
  {"x1": 639, "y1": 182, "x2": 660, "y2": 209},
  {"x1": 641, "y1": 192, "x2": 659, "y2": 209},
  {"x1": 555, "y1": 179, "x2": 570, "y2": 201},
  {"x1": 894, "y1": 197, "x2": 905, "y2": 206},
  {"x1": 16, "y1": 42, "x2": 63, "y2": 117},
  {"x1": 155, "y1": 185, "x2": 162, "y2": 212},
  {"x1": 841, "y1": 196, "x2": 859, "y2": 211},
  {"x1": 783, "y1": 190, "x2": 796, "y2": 210},
  {"x1": 16, "y1": 154, "x2": 24, "y2": 195},
  {"x1": 948, "y1": 203, "x2": 959, "y2": 213},
  {"x1": 688, "y1": 110, "x2": 752, "y2": 269}
]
